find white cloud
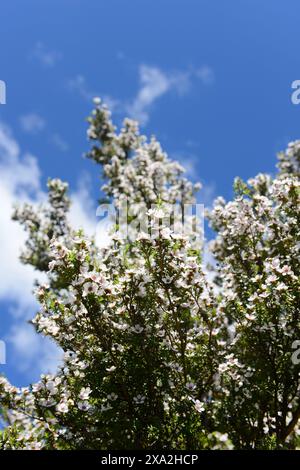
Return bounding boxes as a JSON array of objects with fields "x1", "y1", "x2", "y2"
[
  {"x1": 20, "y1": 113, "x2": 46, "y2": 134},
  {"x1": 127, "y1": 65, "x2": 170, "y2": 124},
  {"x1": 0, "y1": 123, "x2": 106, "y2": 309},
  {"x1": 0, "y1": 123, "x2": 43, "y2": 309},
  {"x1": 0, "y1": 123, "x2": 105, "y2": 381},
  {"x1": 0, "y1": 123, "x2": 58, "y2": 379},
  {"x1": 7, "y1": 324, "x2": 61, "y2": 377},
  {"x1": 127, "y1": 64, "x2": 214, "y2": 125},
  {"x1": 30, "y1": 42, "x2": 62, "y2": 67}
]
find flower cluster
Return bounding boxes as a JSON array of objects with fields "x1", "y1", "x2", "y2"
[{"x1": 208, "y1": 155, "x2": 300, "y2": 448}]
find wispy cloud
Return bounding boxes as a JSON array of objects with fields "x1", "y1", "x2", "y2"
[
  {"x1": 67, "y1": 75, "x2": 95, "y2": 101},
  {"x1": 126, "y1": 65, "x2": 171, "y2": 125},
  {"x1": 68, "y1": 64, "x2": 214, "y2": 125},
  {"x1": 51, "y1": 133, "x2": 69, "y2": 152},
  {"x1": 19, "y1": 113, "x2": 70, "y2": 153},
  {"x1": 195, "y1": 65, "x2": 215, "y2": 85},
  {"x1": 30, "y1": 41, "x2": 62, "y2": 67},
  {"x1": 20, "y1": 113, "x2": 46, "y2": 134},
  {"x1": 126, "y1": 64, "x2": 214, "y2": 125}
]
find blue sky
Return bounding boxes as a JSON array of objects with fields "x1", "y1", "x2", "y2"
[{"x1": 0, "y1": 0, "x2": 300, "y2": 386}]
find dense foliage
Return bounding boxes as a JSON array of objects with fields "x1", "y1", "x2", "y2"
[{"x1": 0, "y1": 100, "x2": 299, "y2": 449}]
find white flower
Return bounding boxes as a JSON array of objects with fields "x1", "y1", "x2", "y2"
[
  {"x1": 137, "y1": 232, "x2": 150, "y2": 241},
  {"x1": 63, "y1": 290, "x2": 77, "y2": 305},
  {"x1": 137, "y1": 285, "x2": 147, "y2": 297},
  {"x1": 266, "y1": 275, "x2": 277, "y2": 284},
  {"x1": 157, "y1": 329, "x2": 165, "y2": 337},
  {"x1": 107, "y1": 393, "x2": 118, "y2": 401},
  {"x1": 245, "y1": 313, "x2": 255, "y2": 321},
  {"x1": 131, "y1": 324, "x2": 144, "y2": 334},
  {"x1": 87, "y1": 272, "x2": 106, "y2": 285},
  {"x1": 48, "y1": 324, "x2": 60, "y2": 336},
  {"x1": 263, "y1": 424, "x2": 269, "y2": 434},
  {"x1": 101, "y1": 403, "x2": 112, "y2": 412},
  {"x1": 194, "y1": 400, "x2": 205, "y2": 413},
  {"x1": 40, "y1": 398, "x2": 57, "y2": 408},
  {"x1": 171, "y1": 363, "x2": 183, "y2": 373},
  {"x1": 276, "y1": 282, "x2": 288, "y2": 291},
  {"x1": 161, "y1": 227, "x2": 172, "y2": 240},
  {"x1": 147, "y1": 208, "x2": 165, "y2": 219},
  {"x1": 65, "y1": 315, "x2": 76, "y2": 325},
  {"x1": 279, "y1": 265, "x2": 293, "y2": 276},
  {"x1": 56, "y1": 402, "x2": 69, "y2": 414},
  {"x1": 186, "y1": 382, "x2": 196, "y2": 392},
  {"x1": 78, "y1": 401, "x2": 91, "y2": 411},
  {"x1": 32, "y1": 383, "x2": 43, "y2": 393},
  {"x1": 163, "y1": 401, "x2": 170, "y2": 412},
  {"x1": 83, "y1": 282, "x2": 99, "y2": 297},
  {"x1": 133, "y1": 394, "x2": 145, "y2": 405},
  {"x1": 218, "y1": 433, "x2": 229, "y2": 442},
  {"x1": 218, "y1": 363, "x2": 228, "y2": 373},
  {"x1": 46, "y1": 381, "x2": 58, "y2": 395},
  {"x1": 79, "y1": 387, "x2": 91, "y2": 401},
  {"x1": 64, "y1": 351, "x2": 77, "y2": 361},
  {"x1": 260, "y1": 291, "x2": 270, "y2": 298}
]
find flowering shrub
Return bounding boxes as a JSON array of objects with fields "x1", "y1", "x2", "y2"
[{"x1": 0, "y1": 100, "x2": 299, "y2": 450}]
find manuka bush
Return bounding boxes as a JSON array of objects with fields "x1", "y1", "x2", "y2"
[{"x1": 0, "y1": 100, "x2": 299, "y2": 449}]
